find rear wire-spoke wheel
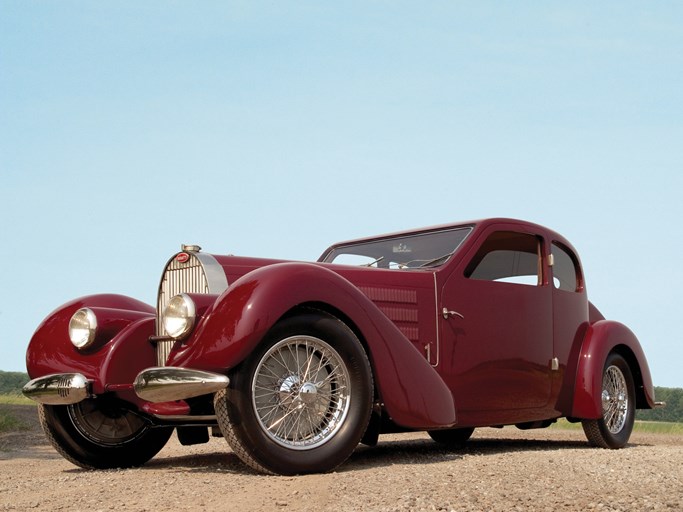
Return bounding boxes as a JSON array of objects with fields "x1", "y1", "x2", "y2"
[
  {"x1": 582, "y1": 353, "x2": 635, "y2": 449},
  {"x1": 215, "y1": 311, "x2": 373, "y2": 475},
  {"x1": 38, "y1": 397, "x2": 173, "y2": 469}
]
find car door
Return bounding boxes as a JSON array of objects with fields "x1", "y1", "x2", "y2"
[
  {"x1": 439, "y1": 228, "x2": 553, "y2": 422},
  {"x1": 549, "y1": 240, "x2": 590, "y2": 409}
]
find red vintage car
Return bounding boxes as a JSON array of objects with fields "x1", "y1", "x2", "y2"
[{"x1": 23, "y1": 218, "x2": 659, "y2": 474}]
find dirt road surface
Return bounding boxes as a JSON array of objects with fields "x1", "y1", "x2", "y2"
[{"x1": 1, "y1": 404, "x2": 682, "y2": 511}]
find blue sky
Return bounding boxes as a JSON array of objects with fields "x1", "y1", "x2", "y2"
[{"x1": 1, "y1": 2, "x2": 682, "y2": 388}]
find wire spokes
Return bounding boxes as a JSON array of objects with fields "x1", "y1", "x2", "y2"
[
  {"x1": 601, "y1": 365, "x2": 628, "y2": 434},
  {"x1": 251, "y1": 335, "x2": 351, "y2": 450}
]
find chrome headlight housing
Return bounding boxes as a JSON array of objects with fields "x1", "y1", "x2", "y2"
[
  {"x1": 69, "y1": 308, "x2": 98, "y2": 349},
  {"x1": 162, "y1": 294, "x2": 196, "y2": 339}
]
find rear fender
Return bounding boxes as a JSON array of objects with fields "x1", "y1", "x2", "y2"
[
  {"x1": 26, "y1": 294, "x2": 155, "y2": 397},
  {"x1": 571, "y1": 320, "x2": 656, "y2": 418},
  {"x1": 169, "y1": 262, "x2": 456, "y2": 429}
]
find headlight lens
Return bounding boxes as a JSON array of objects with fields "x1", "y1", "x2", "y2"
[
  {"x1": 69, "y1": 308, "x2": 98, "y2": 349},
  {"x1": 162, "y1": 294, "x2": 196, "y2": 339}
]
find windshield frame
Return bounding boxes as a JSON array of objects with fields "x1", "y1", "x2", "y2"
[{"x1": 319, "y1": 225, "x2": 474, "y2": 270}]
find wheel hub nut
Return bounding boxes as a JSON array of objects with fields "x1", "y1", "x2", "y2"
[{"x1": 299, "y1": 382, "x2": 318, "y2": 404}]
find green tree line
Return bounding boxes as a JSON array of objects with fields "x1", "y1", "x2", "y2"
[
  {"x1": 636, "y1": 386, "x2": 683, "y2": 423},
  {"x1": 0, "y1": 371, "x2": 29, "y2": 395},
  {"x1": 1, "y1": 370, "x2": 681, "y2": 422}
]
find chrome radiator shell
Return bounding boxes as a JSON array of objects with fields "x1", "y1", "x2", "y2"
[{"x1": 155, "y1": 249, "x2": 228, "y2": 366}]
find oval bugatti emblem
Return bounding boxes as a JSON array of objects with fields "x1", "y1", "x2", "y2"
[{"x1": 176, "y1": 253, "x2": 191, "y2": 263}]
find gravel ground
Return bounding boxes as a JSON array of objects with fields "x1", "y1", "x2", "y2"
[{"x1": 1, "y1": 404, "x2": 682, "y2": 512}]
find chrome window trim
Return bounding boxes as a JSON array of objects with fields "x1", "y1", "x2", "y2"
[
  {"x1": 432, "y1": 272, "x2": 440, "y2": 367},
  {"x1": 320, "y1": 226, "x2": 474, "y2": 269}
]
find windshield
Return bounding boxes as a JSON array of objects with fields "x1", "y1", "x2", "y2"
[{"x1": 321, "y1": 227, "x2": 472, "y2": 269}]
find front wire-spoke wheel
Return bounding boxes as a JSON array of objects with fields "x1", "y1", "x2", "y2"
[
  {"x1": 252, "y1": 335, "x2": 351, "y2": 450},
  {"x1": 582, "y1": 352, "x2": 635, "y2": 449},
  {"x1": 215, "y1": 310, "x2": 373, "y2": 475},
  {"x1": 39, "y1": 397, "x2": 173, "y2": 469}
]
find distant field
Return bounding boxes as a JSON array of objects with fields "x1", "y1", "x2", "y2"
[
  {"x1": 0, "y1": 412, "x2": 27, "y2": 433},
  {"x1": 0, "y1": 394, "x2": 33, "y2": 433},
  {"x1": 552, "y1": 417, "x2": 683, "y2": 435},
  {"x1": 0, "y1": 393, "x2": 32, "y2": 405}
]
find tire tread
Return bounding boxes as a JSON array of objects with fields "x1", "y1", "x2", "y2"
[
  {"x1": 580, "y1": 352, "x2": 635, "y2": 450},
  {"x1": 214, "y1": 309, "x2": 373, "y2": 475},
  {"x1": 38, "y1": 405, "x2": 95, "y2": 469},
  {"x1": 581, "y1": 419, "x2": 609, "y2": 448},
  {"x1": 214, "y1": 389, "x2": 274, "y2": 475},
  {"x1": 38, "y1": 402, "x2": 172, "y2": 469}
]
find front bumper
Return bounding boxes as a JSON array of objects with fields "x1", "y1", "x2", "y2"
[
  {"x1": 133, "y1": 367, "x2": 229, "y2": 403},
  {"x1": 23, "y1": 373, "x2": 92, "y2": 405},
  {"x1": 23, "y1": 368, "x2": 229, "y2": 406}
]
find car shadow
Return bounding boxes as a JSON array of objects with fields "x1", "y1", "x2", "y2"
[
  {"x1": 5, "y1": 406, "x2": 653, "y2": 474},
  {"x1": 142, "y1": 450, "x2": 249, "y2": 474},
  {"x1": 113, "y1": 433, "x2": 648, "y2": 475},
  {"x1": 339, "y1": 435, "x2": 593, "y2": 472}
]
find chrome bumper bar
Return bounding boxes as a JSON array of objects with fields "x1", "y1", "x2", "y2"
[
  {"x1": 133, "y1": 367, "x2": 229, "y2": 403},
  {"x1": 22, "y1": 368, "x2": 229, "y2": 405},
  {"x1": 23, "y1": 373, "x2": 92, "y2": 405}
]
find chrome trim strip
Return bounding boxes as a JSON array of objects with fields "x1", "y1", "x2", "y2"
[
  {"x1": 22, "y1": 373, "x2": 91, "y2": 405},
  {"x1": 134, "y1": 367, "x2": 230, "y2": 403},
  {"x1": 432, "y1": 273, "x2": 440, "y2": 367},
  {"x1": 194, "y1": 253, "x2": 229, "y2": 294},
  {"x1": 150, "y1": 415, "x2": 217, "y2": 422}
]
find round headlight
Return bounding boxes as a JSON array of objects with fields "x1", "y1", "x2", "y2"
[
  {"x1": 69, "y1": 308, "x2": 98, "y2": 349},
  {"x1": 162, "y1": 294, "x2": 196, "y2": 339}
]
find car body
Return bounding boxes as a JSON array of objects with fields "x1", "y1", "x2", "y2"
[{"x1": 23, "y1": 218, "x2": 659, "y2": 474}]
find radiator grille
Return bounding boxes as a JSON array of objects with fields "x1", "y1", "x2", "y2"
[
  {"x1": 155, "y1": 253, "x2": 211, "y2": 366},
  {"x1": 155, "y1": 250, "x2": 229, "y2": 365},
  {"x1": 157, "y1": 254, "x2": 210, "y2": 331}
]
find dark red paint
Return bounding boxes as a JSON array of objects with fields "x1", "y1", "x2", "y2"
[{"x1": 25, "y1": 218, "x2": 656, "y2": 431}]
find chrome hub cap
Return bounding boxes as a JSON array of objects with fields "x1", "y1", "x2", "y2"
[
  {"x1": 602, "y1": 365, "x2": 629, "y2": 434},
  {"x1": 299, "y1": 382, "x2": 319, "y2": 404},
  {"x1": 252, "y1": 335, "x2": 351, "y2": 450}
]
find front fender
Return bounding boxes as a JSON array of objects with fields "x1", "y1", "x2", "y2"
[
  {"x1": 169, "y1": 262, "x2": 456, "y2": 429},
  {"x1": 26, "y1": 294, "x2": 155, "y2": 396},
  {"x1": 571, "y1": 320, "x2": 656, "y2": 418}
]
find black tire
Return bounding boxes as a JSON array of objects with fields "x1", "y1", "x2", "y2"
[
  {"x1": 38, "y1": 397, "x2": 173, "y2": 469},
  {"x1": 428, "y1": 427, "x2": 475, "y2": 448},
  {"x1": 214, "y1": 311, "x2": 373, "y2": 475},
  {"x1": 581, "y1": 352, "x2": 635, "y2": 449}
]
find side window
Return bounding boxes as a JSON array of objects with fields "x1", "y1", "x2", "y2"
[
  {"x1": 465, "y1": 231, "x2": 541, "y2": 286},
  {"x1": 551, "y1": 243, "x2": 580, "y2": 292}
]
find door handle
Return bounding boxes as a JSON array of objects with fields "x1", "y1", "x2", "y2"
[{"x1": 442, "y1": 307, "x2": 464, "y2": 320}]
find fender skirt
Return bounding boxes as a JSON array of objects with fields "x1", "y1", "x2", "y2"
[
  {"x1": 571, "y1": 319, "x2": 656, "y2": 419},
  {"x1": 169, "y1": 262, "x2": 457, "y2": 429}
]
